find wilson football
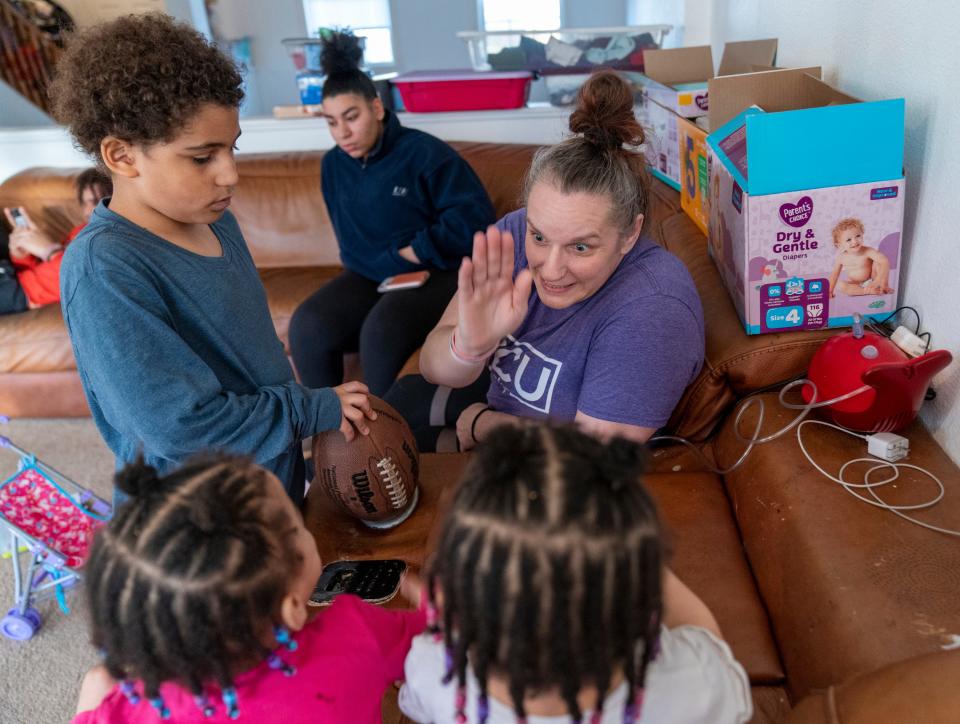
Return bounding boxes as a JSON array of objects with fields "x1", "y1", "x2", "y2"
[{"x1": 311, "y1": 396, "x2": 420, "y2": 529}]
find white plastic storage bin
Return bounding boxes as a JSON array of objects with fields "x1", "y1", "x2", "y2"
[
  {"x1": 457, "y1": 25, "x2": 671, "y2": 75},
  {"x1": 544, "y1": 70, "x2": 648, "y2": 106}
]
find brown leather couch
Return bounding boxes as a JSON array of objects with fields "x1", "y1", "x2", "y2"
[{"x1": 2, "y1": 145, "x2": 959, "y2": 722}]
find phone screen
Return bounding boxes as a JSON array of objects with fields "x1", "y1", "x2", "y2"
[
  {"x1": 10, "y1": 209, "x2": 28, "y2": 228},
  {"x1": 309, "y1": 559, "x2": 406, "y2": 606}
]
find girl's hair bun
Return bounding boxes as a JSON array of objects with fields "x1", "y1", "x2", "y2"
[
  {"x1": 113, "y1": 455, "x2": 160, "y2": 499},
  {"x1": 320, "y1": 29, "x2": 364, "y2": 77},
  {"x1": 568, "y1": 70, "x2": 645, "y2": 150}
]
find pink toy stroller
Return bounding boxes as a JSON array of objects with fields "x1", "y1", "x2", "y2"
[{"x1": 0, "y1": 417, "x2": 111, "y2": 640}]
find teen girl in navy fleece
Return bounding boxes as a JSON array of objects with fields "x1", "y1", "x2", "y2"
[{"x1": 289, "y1": 32, "x2": 495, "y2": 396}]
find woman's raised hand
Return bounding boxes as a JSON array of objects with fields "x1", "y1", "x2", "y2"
[{"x1": 456, "y1": 224, "x2": 533, "y2": 355}]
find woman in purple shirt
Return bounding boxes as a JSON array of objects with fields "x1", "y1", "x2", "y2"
[{"x1": 385, "y1": 71, "x2": 704, "y2": 451}]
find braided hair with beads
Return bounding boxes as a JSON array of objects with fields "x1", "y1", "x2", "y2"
[
  {"x1": 83, "y1": 453, "x2": 305, "y2": 718},
  {"x1": 426, "y1": 424, "x2": 664, "y2": 723}
]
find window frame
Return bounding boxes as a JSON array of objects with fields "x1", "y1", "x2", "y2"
[
  {"x1": 477, "y1": 0, "x2": 565, "y2": 32},
  {"x1": 301, "y1": 0, "x2": 397, "y2": 69}
]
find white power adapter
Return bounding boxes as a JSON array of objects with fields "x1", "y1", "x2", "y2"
[
  {"x1": 891, "y1": 326, "x2": 927, "y2": 357},
  {"x1": 867, "y1": 432, "x2": 910, "y2": 462}
]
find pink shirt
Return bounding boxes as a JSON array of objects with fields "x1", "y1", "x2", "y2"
[{"x1": 72, "y1": 595, "x2": 426, "y2": 723}]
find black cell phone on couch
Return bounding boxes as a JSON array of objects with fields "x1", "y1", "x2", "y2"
[{"x1": 308, "y1": 559, "x2": 406, "y2": 607}]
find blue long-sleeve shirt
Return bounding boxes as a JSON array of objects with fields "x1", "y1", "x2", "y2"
[
  {"x1": 321, "y1": 110, "x2": 496, "y2": 282},
  {"x1": 60, "y1": 203, "x2": 341, "y2": 499}
]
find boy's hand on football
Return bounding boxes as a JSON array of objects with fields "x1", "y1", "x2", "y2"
[{"x1": 333, "y1": 381, "x2": 377, "y2": 441}]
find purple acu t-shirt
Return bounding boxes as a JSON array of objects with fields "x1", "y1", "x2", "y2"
[{"x1": 484, "y1": 209, "x2": 704, "y2": 429}]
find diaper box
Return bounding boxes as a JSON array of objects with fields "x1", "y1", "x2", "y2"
[
  {"x1": 677, "y1": 116, "x2": 710, "y2": 233},
  {"x1": 637, "y1": 39, "x2": 778, "y2": 190},
  {"x1": 677, "y1": 65, "x2": 821, "y2": 234},
  {"x1": 706, "y1": 69, "x2": 906, "y2": 334},
  {"x1": 640, "y1": 96, "x2": 683, "y2": 190}
]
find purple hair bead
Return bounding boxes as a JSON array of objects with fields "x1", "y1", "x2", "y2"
[
  {"x1": 268, "y1": 652, "x2": 297, "y2": 677},
  {"x1": 120, "y1": 680, "x2": 141, "y2": 705},
  {"x1": 194, "y1": 694, "x2": 215, "y2": 717},
  {"x1": 478, "y1": 693, "x2": 490, "y2": 723}
]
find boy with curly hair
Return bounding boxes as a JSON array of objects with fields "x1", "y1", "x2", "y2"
[{"x1": 51, "y1": 13, "x2": 374, "y2": 503}]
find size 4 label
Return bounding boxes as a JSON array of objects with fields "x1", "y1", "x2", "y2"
[{"x1": 760, "y1": 277, "x2": 830, "y2": 332}]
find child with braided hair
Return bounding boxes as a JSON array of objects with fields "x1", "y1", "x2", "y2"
[
  {"x1": 399, "y1": 424, "x2": 752, "y2": 724},
  {"x1": 72, "y1": 454, "x2": 426, "y2": 723}
]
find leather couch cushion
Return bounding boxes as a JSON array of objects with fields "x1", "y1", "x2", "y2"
[
  {"x1": 0, "y1": 303, "x2": 74, "y2": 374},
  {"x1": 658, "y1": 210, "x2": 836, "y2": 440},
  {"x1": 646, "y1": 472, "x2": 784, "y2": 684},
  {"x1": 784, "y1": 650, "x2": 960, "y2": 724},
  {"x1": 229, "y1": 153, "x2": 336, "y2": 268},
  {"x1": 259, "y1": 266, "x2": 342, "y2": 353},
  {"x1": 233, "y1": 143, "x2": 539, "y2": 269},
  {"x1": 0, "y1": 371, "x2": 88, "y2": 417},
  {"x1": 716, "y1": 394, "x2": 960, "y2": 699},
  {"x1": 0, "y1": 167, "x2": 84, "y2": 245},
  {"x1": 751, "y1": 687, "x2": 793, "y2": 724}
]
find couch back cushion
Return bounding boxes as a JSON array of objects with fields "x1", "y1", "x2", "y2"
[
  {"x1": 0, "y1": 142, "x2": 542, "y2": 269},
  {"x1": 233, "y1": 142, "x2": 541, "y2": 268},
  {"x1": 658, "y1": 208, "x2": 836, "y2": 439}
]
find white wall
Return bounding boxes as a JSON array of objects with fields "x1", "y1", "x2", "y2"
[
  {"x1": 391, "y1": 0, "x2": 477, "y2": 71},
  {"x1": 716, "y1": 0, "x2": 960, "y2": 464},
  {"x1": 0, "y1": 83, "x2": 52, "y2": 127},
  {"x1": 565, "y1": 0, "x2": 626, "y2": 27}
]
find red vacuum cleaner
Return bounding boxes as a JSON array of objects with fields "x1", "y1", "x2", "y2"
[{"x1": 804, "y1": 315, "x2": 952, "y2": 433}]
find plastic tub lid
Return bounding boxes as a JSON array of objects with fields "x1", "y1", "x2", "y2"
[{"x1": 393, "y1": 69, "x2": 534, "y2": 83}]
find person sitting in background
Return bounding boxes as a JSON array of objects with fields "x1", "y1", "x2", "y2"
[
  {"x1": 288, "y1": 30, "x2": 496, "y2": 397},
  {"x1": 1, "y1": 168, "x2": 111, "y2": 314}
]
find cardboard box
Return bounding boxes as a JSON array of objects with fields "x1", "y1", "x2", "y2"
[
  {"x1": 677, "y1": 116, "x2": 710, "y2": 233},
  {"x1": 706, "y1": 69, "x2": 906, "y2": 335},
  {"x1": 638, "y1": 39, "x2": 778, "y2": 190},
  {"x1": 677, "y1": 64, "x2": 822, "y2": 235}
]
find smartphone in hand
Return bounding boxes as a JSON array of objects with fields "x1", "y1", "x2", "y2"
[
  {"x1": 9, "y1": 208, "x2": 29, "y2": 228},
  {"x1": 377, "y1": 271, "x2": 430, "y2": 293},
  {"x1": 309, "y1": 559, "x2": 407, "y2": 607}
]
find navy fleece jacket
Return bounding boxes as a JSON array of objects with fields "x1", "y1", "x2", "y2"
[
  {"x1": 59, "y1": 203, "x2": 341, "y2": 500},
  {"x1": 321, "y1": 110, "x2": 496, "y2": 282}
]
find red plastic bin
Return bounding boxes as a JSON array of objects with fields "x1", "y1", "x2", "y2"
[{"x1": 392, "y1": 70, "x2": 533, "y2": 112}]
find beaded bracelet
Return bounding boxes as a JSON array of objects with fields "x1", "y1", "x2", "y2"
[{"x1": 449, "y1": 329, "x2": 497, "y2": 364}]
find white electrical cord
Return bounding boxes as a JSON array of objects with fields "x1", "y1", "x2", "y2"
[
  {"x1": 649, "y1": 380, "x2": 960, "y2": 537},
  {"x1": 796, "y1": 420, "x2": 959, "y2": 536},
  {"x1": 649, "y1": 379, "x2": 872, "y2": 475}
]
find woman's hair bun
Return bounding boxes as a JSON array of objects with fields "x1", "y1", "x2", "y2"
[
  {"x1": 568, "y1": 70, "x2": 645, "y2": 150},
  {"x1": 113, "y1": 455, "x2": 160, "y2": 498},
  {"x1": 320, "y1": 29, "x2": 364, "y2": 77}
]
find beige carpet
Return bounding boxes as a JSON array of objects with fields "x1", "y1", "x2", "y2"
[{"x1": 0, "y1": 417, "x2": 115, "y2": 724}]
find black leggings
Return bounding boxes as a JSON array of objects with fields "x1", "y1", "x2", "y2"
[
  {"x1": 383, "y1": 373, "x2": 489, "y2": 452},
  {"x1": 288, "y1": 269, "x2": 458, "y2": 396}
]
